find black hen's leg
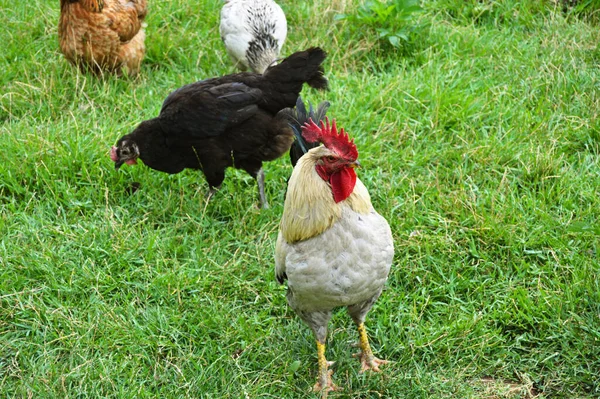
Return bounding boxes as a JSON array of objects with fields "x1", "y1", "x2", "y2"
[
  {"x1": 202, "y1": 168, "x2": 226, "y2": 201},
  {"x1": 256, "y1": 168, "x2": 268, "y2": 209},
  {"x1": 238, "y1": 160, "x2": 268, "y2": 209}
]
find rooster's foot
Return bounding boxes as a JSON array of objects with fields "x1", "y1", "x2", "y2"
[
  {"x1": 352, "y1": 351, "x2": 388, "y2": 373},
  {"x1": 313, "y1": 367, "x2": 340, "y2": 397}
]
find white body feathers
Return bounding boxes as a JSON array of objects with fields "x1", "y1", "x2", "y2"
[
  {"x1": 220, "y1": 0, "x2": 287, "y2": 74},
  {"x1": 276, "y1": 204, "x2": 393, "y2": 313}
]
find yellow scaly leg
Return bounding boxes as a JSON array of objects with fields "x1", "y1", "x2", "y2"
[
  {"x1": 313, "y1": 340, "x2": 339, "y2": 397},
  {"x1": 354, "y1": 323, "x2": 388, "y2": 372}
]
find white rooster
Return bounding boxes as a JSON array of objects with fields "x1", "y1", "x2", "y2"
[
  {"x1": 219, "y1": 0, "x2": 287, "y2": 74},
  {"x1": 275, "y1": 114, "x2": 394, "y2": 396}
]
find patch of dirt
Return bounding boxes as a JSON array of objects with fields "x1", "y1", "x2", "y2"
[{"x1": 474, "y1": 376, "x2": 542, "y2": 399}]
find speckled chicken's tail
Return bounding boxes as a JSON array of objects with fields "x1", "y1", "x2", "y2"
[{"x1": 279, "y1": 96, "x2": 330, "y2": 167}]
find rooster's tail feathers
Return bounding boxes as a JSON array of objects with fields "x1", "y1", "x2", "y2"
[{"x1": 280, "y1": 96, "x2": 330, "y2": 166}]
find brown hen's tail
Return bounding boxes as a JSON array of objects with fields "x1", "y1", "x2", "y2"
[{"x1": 264, "y1": 47, "x2": 328, "y2": 91}]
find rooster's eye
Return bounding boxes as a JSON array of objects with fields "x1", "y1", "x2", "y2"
[{"x1": 326, "y1": 156, "x2": 336, "y2": 162}]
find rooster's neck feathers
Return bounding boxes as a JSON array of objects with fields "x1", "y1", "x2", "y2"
[{"x1": 280, "y1": 148, "x2": 372, "y2": 243}]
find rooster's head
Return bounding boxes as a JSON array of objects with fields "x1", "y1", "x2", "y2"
[{"x1": 301, "y1": 118, "x2": 360, "y2": 202}]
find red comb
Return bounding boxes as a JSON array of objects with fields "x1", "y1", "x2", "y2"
[{"x1": 301, "y1": 117, "x2": 358, "y2": 161}]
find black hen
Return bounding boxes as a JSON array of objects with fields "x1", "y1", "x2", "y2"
[
  {"x1": 279, "y1": 96, "x2": 331, "y2": 167},
  {"x1": 110, "y1": 47, "x2": 328, "y2": 208}
]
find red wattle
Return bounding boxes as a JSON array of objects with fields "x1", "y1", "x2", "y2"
[
  {"x1": 110, "y1": 146, "x2": 118, "y2": 162},
  {"x1": 330, "y1": 167, "x2": 357, "y2": 203}
]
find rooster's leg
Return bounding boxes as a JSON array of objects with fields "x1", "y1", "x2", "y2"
[
  {"x1": 353, "y1": 323, "x2": 388, "y2": 372},
  {"x1": 256, "y1": 168, "x2": 269, "y2": 209},
  {"x1": 313, "y1": 340, "x2": 338, "y2": 397}
]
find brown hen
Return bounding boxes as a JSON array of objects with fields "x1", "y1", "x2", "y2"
[{"x1": 58, "y1": 0, "x2": 148, "y2": 76}]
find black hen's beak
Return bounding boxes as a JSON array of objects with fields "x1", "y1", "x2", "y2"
[{"x1": 114, "y1": 160, "x2": 124, "y2": 170}]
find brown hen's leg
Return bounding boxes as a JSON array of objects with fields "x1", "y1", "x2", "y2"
[
  {"x1": 313, "y1": 341, "x2": 339, "y2": 397},
  {"x1": 353, "y1": 323, "x2": 388, "y2": 372}
]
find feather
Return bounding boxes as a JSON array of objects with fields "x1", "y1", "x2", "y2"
[
  {"x1": 279, "y1": 96, "x2": 331, "y2": 166},
  {"x1": 279, "y1": 148, "x2": 372, "y2": 243}
]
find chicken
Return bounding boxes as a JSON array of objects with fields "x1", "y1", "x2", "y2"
[
  {"x1": 110, "y1": 47, "x2": 328, "y2": 208},
  {"x1": 220, "y1": 0, "x2": 287, "y2": 74},
  {"x1": 275, "y1": 116, "x2": 394, "y2": 395},
  {"x1": 58, "y1": 0, "x2": 148, "y2": 76}
]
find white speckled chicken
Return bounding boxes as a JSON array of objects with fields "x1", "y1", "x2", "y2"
[
  {"x1": 275, "y1": 116, "x2": 394, "y2": 396},
  {"x1": 219, "y1": 0, "x2": 287, "y2": 74}
]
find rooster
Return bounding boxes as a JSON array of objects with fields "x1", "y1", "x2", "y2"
[
  {"x1": 275, "y1": 116, "x2": 394, "y2": 395},
  {"x1": 220, "y1": 0, "x2": 287, "y2": 74},
  {"x1": 110, "y1": 47, "x2": 328, "y2": 208},
  {"x1": 58, "y1": 0, "x2": 148, "y2": 76}
]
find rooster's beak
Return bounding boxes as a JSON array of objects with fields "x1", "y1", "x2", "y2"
[{"x1": 349, "y1": 160, "x2": 361, "y2": 168}]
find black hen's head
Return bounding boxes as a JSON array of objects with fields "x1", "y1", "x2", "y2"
[{"x1": 110, "y1": 137, "x2": 140, "y2": 170}]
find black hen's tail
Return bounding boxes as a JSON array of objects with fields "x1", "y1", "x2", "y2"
[
  {"x1": 264, "y1": 47, "x2": 328, "y2": 93},
  {"x1": 279, "y1": 96, "x2": 330, "y2": 166}
]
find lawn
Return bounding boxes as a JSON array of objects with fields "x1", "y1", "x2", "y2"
[{"x1": 1, "y1": 0, "x2": 599, "y2": 398}]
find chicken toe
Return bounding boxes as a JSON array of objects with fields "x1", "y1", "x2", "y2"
[
  {"x1": 313, "y1": 368, "x2": 340, "y2": 398},
  {"x1": 353, "y1": 351, "x2": 389, "y2": 373}
]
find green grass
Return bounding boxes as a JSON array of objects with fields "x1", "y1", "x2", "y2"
[{"x1": 1, "y1": 0, "x2": 599, "y2": 397}]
